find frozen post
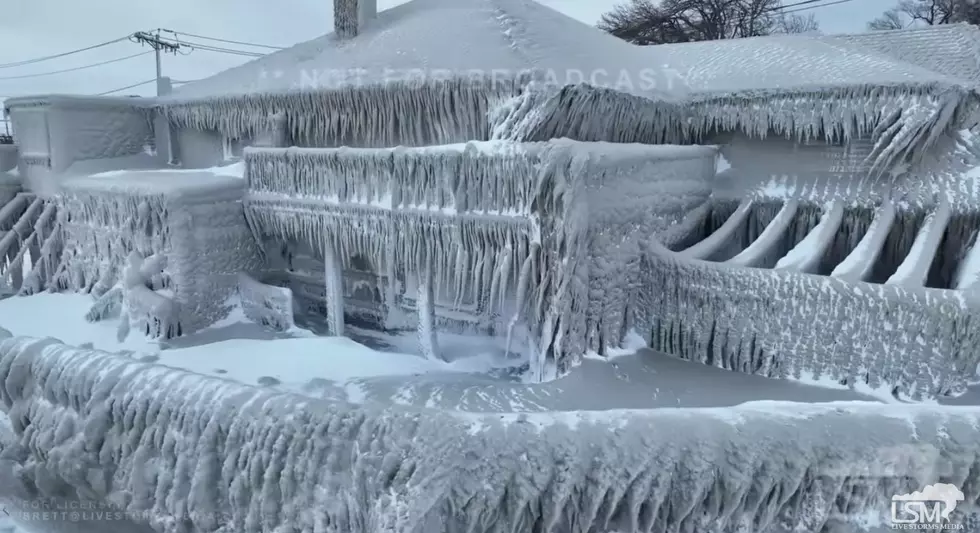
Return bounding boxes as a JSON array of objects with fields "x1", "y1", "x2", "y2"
[
  {"x1": 334, "y1": 0, "x2": 378, "y2": 39},
  {"x1": 323, "y1": 237, "x2": 345, "y2": 336},
  {"x1": 416, "y1": 252, "x2": 441, "y2": 360}
]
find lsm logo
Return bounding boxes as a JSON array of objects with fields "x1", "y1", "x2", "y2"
[{"x1": 891, "y1": 483, "x2": 966, "y2": 530}]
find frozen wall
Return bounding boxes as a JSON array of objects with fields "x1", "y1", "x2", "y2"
[
  {"x1": 0, "y1": 145, "x2": 18, "y2": 173},
  {"x1": 573, "y1": 143, "x2": 716, "y2": 358},
  {"x1": 714, "y1": 133, "x2": 878, "y2": 201},
  {"x1": 640, "y1": 239, "x2": 980, "y2": 399},
  {"x1": 174, "y1": 128, "x2": 224, "y2": 169},
  {"x1": 57, "y1": 171, "x2": 261, "y2": 334},
  {"x1": 6, "y1": 96, "x2": 156, "y2": 196},
  {"x1": 1, "y1": 333, "x2": 978, "y2": 533}
]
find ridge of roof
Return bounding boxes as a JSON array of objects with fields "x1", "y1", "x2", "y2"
[{"x1": 167, "y1": 0, "x2": 682, "y2": 104}]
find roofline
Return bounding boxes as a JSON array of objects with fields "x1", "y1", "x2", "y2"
[{"x1": 4, "y1": 94, "x2": 157, "y2": 112}]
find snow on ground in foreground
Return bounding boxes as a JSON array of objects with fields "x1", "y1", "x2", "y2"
[
  {"x1": 0, "y1": 292, "x2": 901, "y2": 414},
  {"x1": 0, "y1": 293, "x2": 515, "y2": 394}
]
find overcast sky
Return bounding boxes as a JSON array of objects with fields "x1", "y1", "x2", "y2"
[{"x1": 0, "y1": 0, "x2": 896, "y2": 104}]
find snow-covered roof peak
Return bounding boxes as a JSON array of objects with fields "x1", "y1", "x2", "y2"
[
  {"x1": 169, "y1": 0, "x2": 683, "y2": 103},
  {"x1": 819, "y1": 23, "x2": 980, "y2": 84},
  {"x1": 652, "y1": 32, "x2": 970, "y2": 97}
]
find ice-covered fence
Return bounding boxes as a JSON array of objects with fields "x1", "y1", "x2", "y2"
[
  {"x1": 58, "y1": 170, "x2": 261, "y2": 334},
  {"x1": 642, "y1": 240, "x2": 980, "y2": 399},
  {"x1": 1, "y1": 334, "x2": 978, "y2": 533}
]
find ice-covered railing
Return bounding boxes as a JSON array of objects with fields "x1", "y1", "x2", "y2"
[
  {"x1": 245, "y1": 142, "x2": 540, "y2": 216},
  {"x1": 1, "y1": 333, "x2": 979, "y2": 533},
  {"x1": 244, "y1": 140, "x2": 716, "y2": 376},
  {"x1": 641, "y1": 239, "x2": 980, "y2": 399},
  {"x1": 0, "y1": 190, "x2": 60, "y2": 295}
]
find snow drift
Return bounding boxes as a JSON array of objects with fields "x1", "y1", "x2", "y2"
[{"x1": 0, "y1": 333, "x2": 978, "y2": 533}]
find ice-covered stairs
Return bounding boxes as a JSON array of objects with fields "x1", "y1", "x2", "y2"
[{"x1": 0, "y1": 192, "x2": 58, "y2": 295}]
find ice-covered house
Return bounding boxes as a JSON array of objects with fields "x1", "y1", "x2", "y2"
[{"x1": 2, "y1": 0, "x2": 717, "y2": 378}]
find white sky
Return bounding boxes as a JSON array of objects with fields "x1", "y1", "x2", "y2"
[{"x1": 0, "y1": 0, "x2": 896, "y2": 104}]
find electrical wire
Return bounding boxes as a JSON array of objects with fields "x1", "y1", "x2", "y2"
[
  {"x1": 0, "y1": 35, "x2": 133, "y2": 69},
  {"x1": 95, "y1": 79, "x2": 155, "y2": 96},
  {"x1": 778, "y1": 0, "x2": 855, "y2": 14},
  {"x1": 0, "y1": 51, "x2": 151, "y2": 80},
  {"x1": 770, "y1": 0, "x2": 855, "y2": 14},
  {"x1": 178, "y1": 41, "x2": 266, "y2": 57},
  {"x1": 158, "y1": 29, "x2": 284, "y2": 50}
]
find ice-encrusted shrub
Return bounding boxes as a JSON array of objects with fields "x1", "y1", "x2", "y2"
[
  {"x1": 116, "y1": 251, "x2": 179, "y2": 340},
  {"x1": 0, "y1": 335, "x2": 978, "y2": 533},
  {"x1": 639, "y1": 239, "x2": 980, "y2": 399},
  {"x1": 238, "y1": 273, "x2": 294, "y2": 331}
]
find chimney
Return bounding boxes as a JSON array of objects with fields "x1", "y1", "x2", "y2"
[{"x1": 335, "y1": 0, "x2": 377, "y2": 39}]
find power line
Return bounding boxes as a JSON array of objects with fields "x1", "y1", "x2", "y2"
[
  {"x1": 0, "y1": 35, "x2": 132, "y2": 69},
  {"x1": 95, "y1": 79, "x2": 155, "y2": 96},
  {"x1": 771, "y1": 0, "x2": 855, "y2": 14},
  {"x1": 0, "y1": 51, "x2": 151, "y2": 80},
  {"x1": 159, "y1": 29, "x2": 285, "y2": 50},
  {"x1": 779, "y1": 0, "x2": 855, "y2": 14},
  {"x1": 176, "y1": 40, "x2": 266, "y2": 57}
]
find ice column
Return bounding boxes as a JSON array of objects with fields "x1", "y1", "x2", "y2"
[
  {"x1": 253, "y1": 112, "x2": 288, "y2": 148},
  {"x1": 323, "y1": 238, "x2": 345, "y2": 336},
  {"x1": 416, "y1": 253, "x2": 441, "y2": 360}
]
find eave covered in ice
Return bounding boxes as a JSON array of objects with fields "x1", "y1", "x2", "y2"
[
  {"x1": 159, "y1": 0, "x2": 685, "y2": 147},
  {"x1": 650, "y1": 33, "x2": 980, "y2": 174}
]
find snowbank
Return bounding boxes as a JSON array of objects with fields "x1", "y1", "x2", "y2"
[{"x1": 0, "y1": 333, "x2": 977, "y2": 532}]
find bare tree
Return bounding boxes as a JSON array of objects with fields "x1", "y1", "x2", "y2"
[
  {"x1": 867, "y1": 0, "x2": 980, "y2": 30},
  {"x1": 598, "y1": 0, "x2": 821, "y2": 45}
]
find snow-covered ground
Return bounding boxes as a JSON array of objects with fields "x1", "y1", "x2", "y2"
[{"x1": 0, "y1": 292, "x2": 887, "y2": 412}]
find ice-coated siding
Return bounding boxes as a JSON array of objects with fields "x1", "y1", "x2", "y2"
[
  {"x1": 174, "y1": 128, "x2": 224, "y2": 168},
  {"x1": 0, "y1": 145, "x2": 18, "y2": 173},
  {"x1": 46, "y1": 104, "x2": 153, "y2": 170},
  {"x1": 714, "y1": 133, "x2": 880, "y2": 201},
  {"x1": 6, "y1": 96, "x2": 156, "y2": 195}
]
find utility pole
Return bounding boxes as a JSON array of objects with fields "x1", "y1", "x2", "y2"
[{"x1": 132, "y1": 31, "x2": 182, "y2": 96}]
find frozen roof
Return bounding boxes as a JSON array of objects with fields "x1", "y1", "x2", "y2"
[
  {"x1": 61, "y1": 167, "x2": 245, "y2": 202},
  {"x1": 170, "y1": 0, "x2": 679, "y2": 103},
  {"x1": 820, "y1": 23, "x2": 980, "y2": 84},
  {"x1": 654, "y1": 33, "x2": 968, "y2": 97},
  {"x1": 646, "y1": 32, "x2": 980, "y2": 175}
]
